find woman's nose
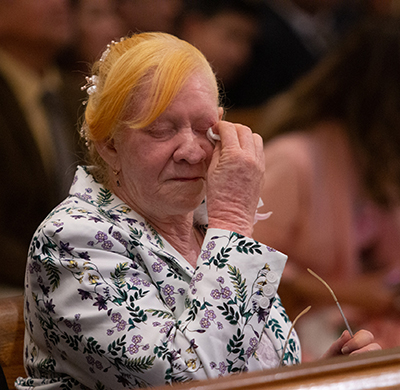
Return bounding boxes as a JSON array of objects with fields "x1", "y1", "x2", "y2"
[{"x1": 173, "y1": 129, "x2": 208, "y2": 164}]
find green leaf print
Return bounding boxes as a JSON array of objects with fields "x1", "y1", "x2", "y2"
[
  {"x1": 227, "y1": 265, "x2": 247, "y2": 303},
  {"x1": 97, "y1": 188, "x2": 114, "y2": 207}
]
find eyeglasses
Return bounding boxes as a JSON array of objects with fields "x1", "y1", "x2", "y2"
[{"x1": 279, "y1": 268, "x2": 353, "y2": 366}]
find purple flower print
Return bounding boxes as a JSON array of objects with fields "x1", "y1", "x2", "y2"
[
  {"x1": 111, "y1": 312, "x2": 122, "y2": 323},
  {"x1": 217, "y1": 277, "x2": 224, "y2": 284},
  {"x1": 116, "y1": 320, "x2": 127, "y2": 332},
  {"x1": 130, "y1": 277, "x2": 141, "y2": 286},
  {"x1": 152, "y1": 262, "x2": 163, "y2": 273},
  {"x1": 78, "y1": 251, "x2": 90, "y2": 260},
  {"x1": 163, "y1": 284, "x2": 174, "y2": 296},
  {"x1": 160, "y1": 321, "x2": 174, "y2": 334},
  {"x1": 221, "y1": 287, "x2": 232, "y2": 299},
  {"x1": 249, "y1": 337, "x2": 258, "y2": 348},
  {"x1": 64, "y1": 319, "x2": 73, "y2": 328},
  {"x1": 165, "y1": 296, "x2": 176, "y2": 307},
  {"x1": 170, "y1": 349, "x2": 181, "y2": 361},
  {"x1": 127, "y1": 344, "x2": 139, "y2": 354},
  {"x1": 200, "y1": 318, "x2": 211, "y2": 329},
  {"x1": 210, "y1": 362, "x2": 217, "y2": 369},
  {"x1": 219, "y1": 362, "x2": 226, "y2": 374},
  {"x1": 72, "y1": 323, "x2": 81, "y2": 334},
  {"x1": 204, "y1": 309, "x2": 216, "y2": 320},
  {"x1": 95, "y1": 232, "x2": 107, "y2": 242},
  {"x1": 86, "y1": 355, "x2": 95, "y2": 365},
  {"x1": 94, "y1": 295, "x2": 107, "y2": 311},
  {"x1": 39, "y1": 284, "x2": 50, "y2": 297},
  {"x1": 201, "y1": 250, "x2": 211, "y2": 261},
  {"x1": 112, "y1": 231, "x2": 122, "y2": 240},
  {"x1": 210, "y1": 289, "x2": 221, "y2": 299},
  {"x1": 206, "y1": 241, "x2": 216, "y2": 250},
  {"x1": 142, "y1": 344, "x2": 150, "y2": 351},
  {"x1": 78, "y1": 289, "x2": 92, "y2": 300},
  {"x1": 44, "y1": 299, "x2": 55, "y2": 314},
  {"x1": 131, "y1": 335, "x2": 143, "y2": 344},
  {"x1": 95, "y1": 361, "x2": 103, "y2": 370},
  {"x1": 79, "y1": 193, "x2": 92, "y2": 201},
  {"x1": 101, "y1": 240, "x2": 114, "y2": 251},
  {"x1": 108, "y1": 213, "x2": 121, "y2": 222},
  {"x1": 194, "y1": 272, "x2": 204, "y2": 282},
  {"x1": 142, "y1": 280, "x2": 150, "y2": 287},
  {"x1": 88, "y1": 216, "x2": 102, "y2": 223},
  {"x1": 124, "y1": 217, "x2": 137, "y2": 225},
  {"x1": 178, "y1": 288, "x2": 185, "y2": 295},
  {"x1": 71, "y1": 215, "x2": 85, "y2": 220},
  {"x1": 60, "y1": 241, "x2": 74, "y2": 254},
  {"x1": 217, "y1": 322, "x2": 223, "y2": 330},
  {"x1": 107, "y1": 329, "x2": 114, "y2": 336}
]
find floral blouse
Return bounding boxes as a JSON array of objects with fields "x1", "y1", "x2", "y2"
[{"x1": 16, "y1": 166, "x2": 301, "y2": 390}]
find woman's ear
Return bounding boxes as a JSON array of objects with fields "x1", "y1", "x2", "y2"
[
  {"x1": 218, "y1": 107, "x2": 224, "y2": 120},
  {"x1": 94, "y1": 138, "x2": 120, "y2": 171}
]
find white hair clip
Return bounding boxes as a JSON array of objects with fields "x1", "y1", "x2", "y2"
[{"x1": 81, "y1": 75, "x2": 98, "y2": 95}]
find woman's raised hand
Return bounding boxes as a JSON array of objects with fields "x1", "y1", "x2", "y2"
[{"x1": 206, "y1": 121, "x2": 264, "y2": 237}]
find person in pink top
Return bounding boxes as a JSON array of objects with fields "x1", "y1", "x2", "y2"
[{"x1": 252, "y1": 14, "x2": 400, "y2": 360}]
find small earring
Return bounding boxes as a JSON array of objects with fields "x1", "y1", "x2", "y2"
[{"x1": 113, "y1": 169, "x2": 121, "y2": 187}]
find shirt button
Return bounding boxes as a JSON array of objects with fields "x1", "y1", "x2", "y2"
[
  {"x1": 262, "y1": 284, "x2": 275, "y2": 297},
  {"x1": 266, "y1": 271, "x2": 278, "y2": 284},
  {"x1": 259, "y1": 297, "x2": 270, "y2": 309}
]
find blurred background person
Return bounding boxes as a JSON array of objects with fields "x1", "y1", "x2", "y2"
[
  {"x1": 0, "y1": 0, "x2": 83, "y2": 294},
  {"x1": 225, "y1": 0, "x2": 367, "y2": 128},
  {"x1": 176, "y1": 0, "x2": 262, "y2": 109},
  {"x1": 67, "y1": 0, "x2": 125, "y2": 67},
  {"x1": 59, "y1": 0, "x2": 125, "y2": 119},
  {"x1": 252, "y1": 15, "x2": 400, "y2": 360},
  {"x1": 116, "y1": 0, "x2": 183, "y2": 35}
]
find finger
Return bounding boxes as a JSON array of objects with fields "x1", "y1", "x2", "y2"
[
  {"x1": 322, "y1": 330, "x2": 352, "y2": 358},
  {"x1": 214, "y1": 121, "x2": 239, "y2": 148},
  {"x1": 341, "y1": 330, "x2": 375, "y2": 354},
  {"x1": 236, "y1": 124, "x2": 256, "y2": 151},
  {"x1": 253, "y1": 132, "x2": 265, "y2": 166},
  {"x1": 349, "y1": 343, "x2": 382, "y2": 356}
]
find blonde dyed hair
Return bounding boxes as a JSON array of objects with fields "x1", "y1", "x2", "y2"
[{"x1": 83, "y1": 32, "x2": 219, "y2": 185}]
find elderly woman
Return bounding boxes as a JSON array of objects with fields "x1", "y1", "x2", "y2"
[{"x1": 16, "y1": 33, "x2": 379, "y2": 389}]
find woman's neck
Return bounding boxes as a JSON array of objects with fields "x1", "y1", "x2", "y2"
[{"x1": 147, "y1": 216, "x2": 203, "y2": 268}]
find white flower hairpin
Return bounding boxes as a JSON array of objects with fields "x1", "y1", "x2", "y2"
[
  {"x1": 81, "y1": 75, "x2": 98, "y2": 96},
  {"x1": 81, "y1": 37, "x2": 126, "y2": 98}
]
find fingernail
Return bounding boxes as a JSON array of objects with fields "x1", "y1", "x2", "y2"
[{"x1": 341, "y1": 345, "x2": 350, "y2": 354}]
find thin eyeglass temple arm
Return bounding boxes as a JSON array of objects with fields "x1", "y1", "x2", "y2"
[{"x1": 307, "y1": 268, "x2": 354, "y2": 338}]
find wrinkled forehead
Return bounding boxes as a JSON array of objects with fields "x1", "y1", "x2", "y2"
[{"x1": 123, "y1": 69, "x2": 219, "y2": 123}]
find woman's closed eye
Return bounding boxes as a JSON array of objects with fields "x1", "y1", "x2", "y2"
[{"x1": 146, "y1": 126, "x2": 177, "y2": 140}]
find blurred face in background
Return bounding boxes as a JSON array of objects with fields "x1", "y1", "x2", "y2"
[
  {"x1": 291, "y1": 0, "x2": 345, "y2": 14},
  {"x1": 74, "y1": 0, "x2": 125, "y2": 63},
  {"x1": 0, "y1": 0, "x2": 73, "y2": 51},
  {"x1": 181, "y1": 11, "x2": 259, "y2": 86},
  {"x1": 116, "y1": 0, "x2": 183, "y2": 34}
]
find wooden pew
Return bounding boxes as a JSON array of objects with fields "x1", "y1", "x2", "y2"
[{"x1": 155, "y1": 347, "x2": 400, "y2": 390}]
